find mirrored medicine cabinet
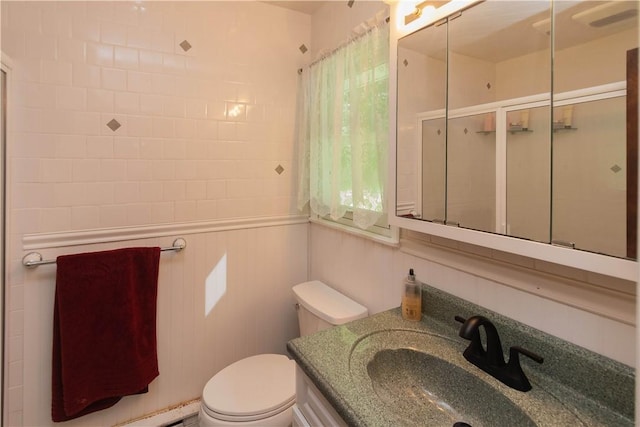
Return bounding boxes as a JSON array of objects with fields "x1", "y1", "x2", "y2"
[{"x1": 393, "y1": 0, "x2": 639, "y2": 280}]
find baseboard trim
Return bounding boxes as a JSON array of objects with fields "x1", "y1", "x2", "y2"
[{"x1": 115, "y1": 399, "x2": 201, "y2": 427}]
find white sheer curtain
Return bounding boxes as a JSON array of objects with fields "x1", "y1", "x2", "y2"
[{"x1": 296, "y1": 17, "x2": 389, "y2": 230}]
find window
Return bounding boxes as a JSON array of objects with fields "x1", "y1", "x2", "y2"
[{"x1": 297, "y1": 17, "x2": 391, "y2": 238}]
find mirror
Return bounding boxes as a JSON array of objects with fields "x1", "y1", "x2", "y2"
[
  {"x1": 506, "y1": 105, "x2": 551, "y2": 242},
  {"x1": 395, "y1": 0, "x2": 638, "y2": 262},
  {"x1": 397, "y1": 20, "x2": 447, "y2": 221},
  {"x1": 552, "y1": 1, "x2": 637, "y2": 258}
]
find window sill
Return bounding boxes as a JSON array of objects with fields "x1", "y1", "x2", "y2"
[{"x1": 309, "y1": 216, "x2": 399, "y2": 247}]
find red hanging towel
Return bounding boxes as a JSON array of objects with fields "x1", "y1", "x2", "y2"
[{"x1": 51, "y1": 247, "x2": 161, "y2": 422}]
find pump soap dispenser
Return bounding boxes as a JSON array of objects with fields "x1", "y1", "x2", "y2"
[{"x1": 401, "y1": 268, "x2": 422, "y2": 321}]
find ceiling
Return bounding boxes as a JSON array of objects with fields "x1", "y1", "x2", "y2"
[
  {"x1": 400, "y1": 1, "x2": 638, "y2": 63},
  {"x1": 262, "y1": 1, "x2": 327, "y2": 15}
]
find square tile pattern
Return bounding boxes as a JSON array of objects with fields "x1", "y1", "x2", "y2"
[
  {"x1": 106, "y1": 118, "x2": 122, "y2": 132},
  {"x1": 179, "y1": 40, "x2": 192, "y2": 52}
]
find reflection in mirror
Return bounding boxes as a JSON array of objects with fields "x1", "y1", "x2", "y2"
[
  {"x1": 446, "y1": 1, "x2": 551, "y2": 234},
  {"x1": 553, "y1": 95, "x2": 627, "y2": 257},
  {"x1": 554, "y1": 1, "x2": 637, "y2": 93},
  {"x1": 397, "y1": 1, "x2": 554, "y2": 228},
  {"x1": 420, "y1": 117, "x2": 446, "y2": 222},
  {"x1": 446, "y1": 113, "x2": 495, "y2": 232},
  {"x1": 395, "y1": 0, "x2": 639, "y2": 262},
  {"x1": 397, "y1": 19, "x2": 447, "y2": 218},
  {"x1": 506, "y1": 106, "x2": 551, "y2": 243},
  {"x1": 552, "y1": 1, "x2": 638, "y2": 258},
  {"x1": 447, "y1": 1, "x2": 552, "y2": 109}
]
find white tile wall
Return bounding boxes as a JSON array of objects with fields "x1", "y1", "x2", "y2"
[
  {"x1": 396, "y1": 47, "x2": 433, "y2": 210},
  {"x1": 3, "y1": 0, "x2": 308, "y2": 236},
  {"x1": 2, "y1": 1, "x2": 312, "y2": 425}
]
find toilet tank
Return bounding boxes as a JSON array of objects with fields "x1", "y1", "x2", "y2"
[{"x1": 293, "y1": 280, "x2": 368, "y2": 337}]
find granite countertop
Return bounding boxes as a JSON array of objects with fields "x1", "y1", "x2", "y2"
[{"x1": 287, "y1": 285, "x2": 634, "y2": 427}]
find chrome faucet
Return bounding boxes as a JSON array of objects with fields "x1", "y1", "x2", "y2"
[{"x1": 455, "y1": 315, "x2": 544, "y2": 392}]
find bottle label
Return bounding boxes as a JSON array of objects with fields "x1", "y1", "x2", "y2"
[{"x1": 402, "y1": 296, "x2": 422, "y2": 321}]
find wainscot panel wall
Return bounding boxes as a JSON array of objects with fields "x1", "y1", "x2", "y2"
[
  {"x1": 2, "y1": 1, "x2": 311, "y2": 425},
  {"x1": 21, "y1": 223, "x2": 308, "y2": 426},
  {"x1": 309, "y1": 223, "x2": 635, "y2": 367}
]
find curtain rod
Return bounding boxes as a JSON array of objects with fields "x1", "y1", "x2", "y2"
[{"x1": 298, "y1": 15, "x2": 390, "y2": 74}]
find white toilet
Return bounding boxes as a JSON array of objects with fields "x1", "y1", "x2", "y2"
[{"x1": 198, "y1": 280, "x2": 368, "y2": 427}]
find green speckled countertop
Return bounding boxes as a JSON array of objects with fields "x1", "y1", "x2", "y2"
[{"x1": 287, "y1": 284, "x2": 634, "y2": 427}]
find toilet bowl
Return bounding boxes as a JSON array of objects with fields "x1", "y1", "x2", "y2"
[
  {"x1": 198, "y1": 280, "x2": 368, "y2": 427},
  {"x1": 198, "y1": 354, "x2": 295, "y2": 426}
]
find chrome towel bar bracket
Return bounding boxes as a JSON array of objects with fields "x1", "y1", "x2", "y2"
[{"x1": 22, "y1": 237, "x2": 187, "y2": 269}]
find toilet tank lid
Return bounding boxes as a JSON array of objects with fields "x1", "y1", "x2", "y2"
[{"x1": 293, "y1": 280, "x2": 368, "y2": 325}]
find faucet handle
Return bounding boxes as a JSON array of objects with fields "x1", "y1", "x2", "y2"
[
  {"x1": 510, "y1": 346, "x2": 544, "y2": 364},
  {"x1": 454, "y1": 315, "x2": 466, "y2": 324}
]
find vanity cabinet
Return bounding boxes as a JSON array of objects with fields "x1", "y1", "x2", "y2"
[{"x1": 292, "y1": 365, "x2": 347, "y2": 427}]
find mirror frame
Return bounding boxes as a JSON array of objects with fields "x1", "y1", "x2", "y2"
[{"x1": 388, "y1": 0, "x2": 637, "y2": 281}]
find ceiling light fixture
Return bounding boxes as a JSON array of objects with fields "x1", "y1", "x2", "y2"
[{"x1": 404, "y1": 1, "x2": 452, "y2": 25}]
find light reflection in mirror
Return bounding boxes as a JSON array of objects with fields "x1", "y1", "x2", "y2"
[{"x1": 395, "y1": 0, "x2": 638, "y2": 260}]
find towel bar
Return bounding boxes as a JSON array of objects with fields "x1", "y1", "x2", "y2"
[{"x1": 22, "y1": 237, "x2": 187, "y2": 268}]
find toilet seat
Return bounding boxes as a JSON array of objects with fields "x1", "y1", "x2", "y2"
[{"x1": 201, "y1": 354, "x2": 295, "y2": 422}]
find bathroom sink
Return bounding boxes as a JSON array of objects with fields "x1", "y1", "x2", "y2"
[
  {"x1": 367, "y1": 348, "x2": 535, "y2": 427},
  {"x1": 347, "y1": 329, "x2": 584, "y2": 427}
]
